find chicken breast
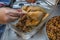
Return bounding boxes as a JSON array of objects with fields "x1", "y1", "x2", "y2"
[{"x1": 27, "y1": 11, "x2": 44, "y2": 20}]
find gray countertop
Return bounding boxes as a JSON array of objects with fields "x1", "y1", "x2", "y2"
[{"x1": 50, "y1": 5, "x2": 60, "y2": 16}]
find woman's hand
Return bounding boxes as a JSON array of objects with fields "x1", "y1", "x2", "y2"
[{"x1": 0, "y1": 7, "x2": 21, "y2": 24}]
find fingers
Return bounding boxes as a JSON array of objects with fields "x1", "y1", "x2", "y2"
[
  {"x1": 7, "y1": 12, "x2": 20, "y2": 17},
  {"x1": 5, "y1": 8, "x2": 22, "y2": 22},
  {"x1": 7, "y1": 15, "x2": 18, "y2": 22},
  {"x1": 0, "y1": 7, "x2": 23, "y2": 17},
  {"x1": 0, "y1": 7, "x2": 22, "y2": 24},
  {"x1": 6, "y1": 9, "x2": 22, "y2": 17}
]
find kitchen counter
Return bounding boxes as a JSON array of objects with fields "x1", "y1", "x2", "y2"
[{"x1": 50, "y1": 5, "x2": 60, "y2": 16}]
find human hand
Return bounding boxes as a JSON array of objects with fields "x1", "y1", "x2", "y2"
[{"x1": 0, "y1": 7, "x2": 21, "y2": 24}]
